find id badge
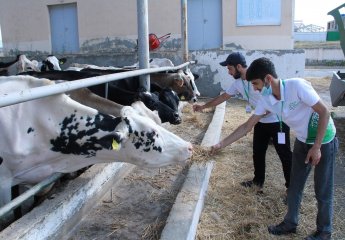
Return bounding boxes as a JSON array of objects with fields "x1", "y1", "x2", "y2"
[
  {"x1": 278, "y1": 132, "x2": 286, "y2": 144},
  {"x1": 245, "y1": 104, "x2": 252, "y2": 113}
]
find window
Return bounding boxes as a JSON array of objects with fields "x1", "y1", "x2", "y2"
[{"x1": 237, "y1": 0, "x2": 282, "y2": 26}]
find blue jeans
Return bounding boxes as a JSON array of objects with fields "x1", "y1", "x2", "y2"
[{"x1": 284, "y1": 137, "x2": 338, "y2": 233}]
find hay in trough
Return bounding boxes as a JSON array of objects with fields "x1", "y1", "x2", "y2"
[
  {"x1": 141, "y1": 218, "x2": 165, "y2": 240},
  {"x1": 191, "y1": 145, "x2": 212, "y2": 163},
  {"x1": 191, "y1": 145, "x2": 227, "y2": 164}
]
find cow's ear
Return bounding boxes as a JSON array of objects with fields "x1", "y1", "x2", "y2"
[
  {"x1": 175, "y1": 79, "x2": 184, "y2": 87},
  {"x1": 59, "y1": 58, "x2": 67, "y2": 65}
]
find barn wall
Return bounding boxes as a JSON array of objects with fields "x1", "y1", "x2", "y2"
[{"x1": 0, "y1": 0, "x2": 294, "y2": 55}]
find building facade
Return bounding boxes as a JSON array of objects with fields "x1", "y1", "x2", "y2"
[{"x1": 0, "y1": 0, "x2": 294, "y2": 55}]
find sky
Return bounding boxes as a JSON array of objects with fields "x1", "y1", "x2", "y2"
[{"x1": 295, "y1": 0, "x2": 345, "y2": 29}]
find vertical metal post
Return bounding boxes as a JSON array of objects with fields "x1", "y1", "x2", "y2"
[
  {"x1": 137, "y1": 0, "x2": 150, "y2": 91},
  {"x1": 181, "y1": 0, "x2": 189, "y2": 62}
]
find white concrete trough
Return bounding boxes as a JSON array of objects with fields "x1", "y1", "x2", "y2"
[{"x1": 161, "y1": 101, "x2": 226, "y2": 240}]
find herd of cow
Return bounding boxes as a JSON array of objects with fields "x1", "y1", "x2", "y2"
[{"x1": 0, "y1": 54, "x2": 201, "y2": 222}]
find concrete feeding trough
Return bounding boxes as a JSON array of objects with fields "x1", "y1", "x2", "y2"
[{"x1": 330, "y1": 71, "x2": 345, "y2": 107}]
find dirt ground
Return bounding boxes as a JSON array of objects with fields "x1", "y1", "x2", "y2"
[{"x1": 63, "y1": 76, "x2": 345, "y2": 240}]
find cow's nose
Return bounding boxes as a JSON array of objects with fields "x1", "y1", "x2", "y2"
[
  {"x1": 171, "y1": 114, "x2": 182, "y2": 124},
  {"x1": 191, "y1": 97, "x2": 198, "y2": 103},
  {"x1": 188, "y1": 143, "x2": 193, "y2": 152}
]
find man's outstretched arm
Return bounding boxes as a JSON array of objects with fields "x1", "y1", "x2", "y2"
[{"x1": 211, "y1": 114, "x2": 262, "y2": 154}]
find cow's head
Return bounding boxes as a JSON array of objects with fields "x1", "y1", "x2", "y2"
[
  {"x1": 158, "y1": 88, "x2": 180, "y2": 113},
  {"x1": 183, "y1": 68, "x2": 200, "y2": 103},
  {"x1": 135, "y1": 91, "x2": 181, "y2": 125},
  {"x1": 173, "y1": 69, "x2": 200, "y2": 103},
  {"x1": 114, "y1": 106, "x2": 192, "y2": 167},
  {"x1": 41, "y1": 56, "x2": 67, "y2": 71}
]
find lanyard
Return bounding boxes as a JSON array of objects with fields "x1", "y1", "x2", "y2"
[
  {"x1": 276, "y1": 80, "x2": 285, "y2": 132},
  {"x1": 241, "y1": 80, "x2": 250, "y2": 102}
]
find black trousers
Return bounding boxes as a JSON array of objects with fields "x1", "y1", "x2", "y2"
[{"x1": 252, "y1": 121, "x2": 292, "y2": 188}]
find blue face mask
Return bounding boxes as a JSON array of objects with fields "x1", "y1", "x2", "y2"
[{"x1": 261, "y1": 82, "x2": 272, "y2": 96}]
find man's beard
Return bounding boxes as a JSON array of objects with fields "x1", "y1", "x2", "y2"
[{"x1": 233, "y1": 70, "x2": 241, "y2": 79}]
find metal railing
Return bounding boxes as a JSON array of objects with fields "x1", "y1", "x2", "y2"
[{"x1": 0, "y1": 61, "x2": 195, "y2": 219}]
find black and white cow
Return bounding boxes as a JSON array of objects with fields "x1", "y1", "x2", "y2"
[
  {"x1": 76, "y1": 66, "x2": 196, "y2": 102},
  {"x1": 123, "y1": 58, "x2": 200, "y2": 102},
  {"x1": 0, "y1": 55, "x2": 40, "y2": 76},
  {"x1": 0, "y1": 75, "x2": 193, "y2": 208},
  {"x1": 135, "y1": 90, "x2": 181, "y2": 124},
  {"x1": 19, "y1": 70, "x2": 182, "y2": 124},
  {"x1": 0, "y1": 54, "x2": 66, "y2": 76},
  {"x1": 31, "y1": 55, "x2": 67, "y2": 71},
  {"x1": 68, "y1": 88, "x2": 162, "y2": 125},
  {"x1": 69, "y1": 63, "x2": 199, "y2": 102},
  {"x1": 0, "y1": 55, "x2": 21, "y2": 76}
]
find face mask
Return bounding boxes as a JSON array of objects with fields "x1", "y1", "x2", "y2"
[{"x1": 261, "y1": 81, "x2": 272, "y2": 96}]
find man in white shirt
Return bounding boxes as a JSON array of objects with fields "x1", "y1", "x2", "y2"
[
  {"x1": 193, "y1": 52, "x2": 292, "y2": 193},
  {"x1": 211, "y1": 57, "x2": 338, "y2": 240}
]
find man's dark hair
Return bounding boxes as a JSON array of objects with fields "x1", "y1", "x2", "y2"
[{"x1": 246, "y1": 57, "x2": 278, "y2": 81}]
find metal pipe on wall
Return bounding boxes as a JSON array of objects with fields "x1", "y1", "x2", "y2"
[
  {"x1": 137, "y1": 0, "x2": 150, "y2": 91},
  {"x1": 181, "y1": 0, "x2": 189, "y2": 62}
]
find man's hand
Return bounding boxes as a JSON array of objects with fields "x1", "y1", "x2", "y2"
[
  {"x1": 193, "y1": 104, "x2": 204, "y2": 112},
  {"x1": 305, "y1": 145, "x2": 321, "y2": 166},
  {"x1": 210, "y1": 142, "x2": 222, "y2": 155}
]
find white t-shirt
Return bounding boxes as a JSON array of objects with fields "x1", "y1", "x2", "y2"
[
  {"x1": 226, "y1": 79, "x2": 278, "y2": 123},
  {"x1": 254, "y1": 78, "x2": 336, "y2": 144}
]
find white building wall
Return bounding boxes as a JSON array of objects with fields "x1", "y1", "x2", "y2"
[
  {"x1": 0, "y1": 0, "x2": 295, "y2": 54},
  {"x1": 294, "y1": 32, "x2": 327, "y2": 42},
  {"x1": 305, "y1": 48, "x2": 345, "y2": 61}
]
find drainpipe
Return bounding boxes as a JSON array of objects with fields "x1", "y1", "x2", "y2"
[
  {"x1": 137, "y1": 0, "x2": 150, "y2": 90},
  {"x1": 181, "y1": 0, "x2": 189, "y2": 62}
]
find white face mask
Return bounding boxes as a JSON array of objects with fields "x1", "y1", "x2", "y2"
[{"x1": 261, "y1": 78, "x2": 272, "y2": 96}]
